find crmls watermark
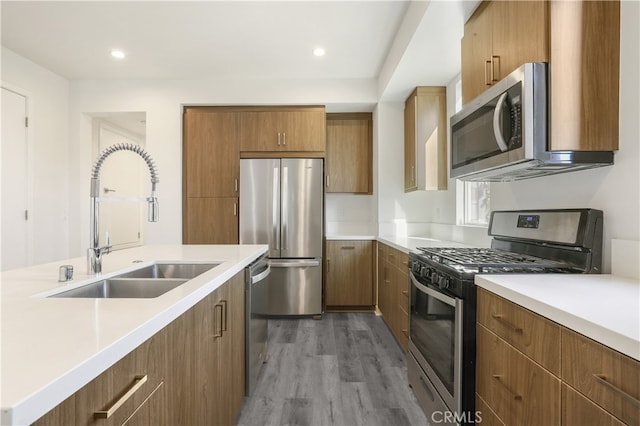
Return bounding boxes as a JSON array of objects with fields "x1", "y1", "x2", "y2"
[{"x1": 431, "y1": 410, "x2": 483, "y2": 424}]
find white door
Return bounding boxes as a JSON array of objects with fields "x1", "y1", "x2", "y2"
[
  {"x1": 97, "y1": 122, "x2": 143, "y2": 250},
  {"x1": 1, "y1": 87, "x2": 29, "y2": 270}
]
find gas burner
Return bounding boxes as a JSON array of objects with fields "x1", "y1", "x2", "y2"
[{"x1": 415, "y1": 247, "x2": 573, "y2": 274}]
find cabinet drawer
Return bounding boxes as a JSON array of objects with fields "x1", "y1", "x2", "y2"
[
  {"x1": 476, "y1": 324, "x2": 561, "y2": 426},
  {"x1": 477, "y1": 288, "x2": 561, "y2": 375},
  {"x1": 387, "y1": 246, "x2": 408, "y2": 270},
  {"x1": 562, "y1": 383, "x2": 625, "y2": 426},
  {"x1": 561, "y1": 328, "x2": 640, "y2": 425},
  {"x1": 476, "y1": 394, "x2": 506, "y2": 426}
]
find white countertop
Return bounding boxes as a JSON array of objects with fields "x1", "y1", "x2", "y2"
[
  {"x1": 476, "y1": 274, "x2": 640, "y2": 361},
  {"x1": 0, "y1": 244, "x2": 268, "y2": 426}
]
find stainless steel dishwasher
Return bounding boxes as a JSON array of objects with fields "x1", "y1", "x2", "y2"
[{"x1": 245, "y1": 254, "x2": 270, "y2": 395}]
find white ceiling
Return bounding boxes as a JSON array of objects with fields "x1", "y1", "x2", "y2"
[{"x1": 1, "y1": 0, "x2": 479, "y2": 102}]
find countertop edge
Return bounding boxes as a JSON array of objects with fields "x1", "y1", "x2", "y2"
[
  {"x1": 476, "y1": 275, "x2": 640, "y2": 362},
  {"x1": 3, "y1": 246, "x2": 266, "y2": 426}
]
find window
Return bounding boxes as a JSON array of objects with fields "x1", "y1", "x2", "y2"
[{"x1": 454, "y1": 77, "x2": 490, "y2": 226}]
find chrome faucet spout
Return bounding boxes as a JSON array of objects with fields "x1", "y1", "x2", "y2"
[{"x1": 88, "y1": 143, "x2": 160, "y2": 274}]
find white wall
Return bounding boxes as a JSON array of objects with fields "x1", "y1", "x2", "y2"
[{"x1": 1, "y1": 47, "x2": 70, "y2": 265}]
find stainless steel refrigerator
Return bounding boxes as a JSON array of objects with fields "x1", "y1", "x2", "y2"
[{"x1": 240, "y1": 158, "x2": 323, "y2": 316}]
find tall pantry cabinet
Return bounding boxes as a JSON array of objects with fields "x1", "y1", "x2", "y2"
[{"x1": 183, "y1": 108, "x2": 240, "y2": 244}]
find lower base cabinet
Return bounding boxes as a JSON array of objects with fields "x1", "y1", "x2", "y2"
[
  {"x1": 33, "y1": 272, "x2": 245, "y2": 426},
  {"x1": 376, "y1": 242, "x2": 409, "y2": 351},
  {"x1": 325, "y1": 240, "x2": 374, "y2": 309},
  {"x1": 477, "y1": 288, "x2": 640, "y2": 426}
]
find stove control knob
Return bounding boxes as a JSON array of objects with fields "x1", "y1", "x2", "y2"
[
  {"x1": 420, "y1": 266, "x2": 429, "y2": 277},
  {"x1": 438, "y1": 276, "x2": 450, "y2": 289},
  {"x1": 431, "y1": 271, "x2": 439, "y2": 283}
]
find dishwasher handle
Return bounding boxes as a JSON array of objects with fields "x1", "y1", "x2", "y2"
[{"x1": 251, "y1": 264, "x2": 271, "y2": 284}]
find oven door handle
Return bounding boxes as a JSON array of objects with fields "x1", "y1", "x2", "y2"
[{"x1": 410, "y1": 272, "x2": 456, "y2": 307}]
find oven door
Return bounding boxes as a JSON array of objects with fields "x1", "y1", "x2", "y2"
[{"x1": 409, "y1": 271, "x2": 463, "y2": 413}]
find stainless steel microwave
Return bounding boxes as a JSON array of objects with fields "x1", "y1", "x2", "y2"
[{"x1": 450, "y1": 62, "x2": 613, "y2": 181}]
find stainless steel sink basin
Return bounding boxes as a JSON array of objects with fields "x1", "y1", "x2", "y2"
[
  {"x1": 47, "y1": 262, "x2": 220, "y2": 299},
  {"x1": 49, "y1": 278, "x2": 187, "y2": 299},
  {"x1": 117, "y1": 262, "x2": 220, "y2": 279}
]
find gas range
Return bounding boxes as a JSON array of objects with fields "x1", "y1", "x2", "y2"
[{"x1": 407, "y1": 209, "x2": 604, "y2": 425}]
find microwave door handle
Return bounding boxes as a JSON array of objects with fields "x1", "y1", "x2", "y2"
[{"x1": 493, "y1": 92, "x2": 509, "y2": 152}]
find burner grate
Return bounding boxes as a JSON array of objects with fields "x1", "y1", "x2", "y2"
[{"x1": 415, "y1": 247, "x2": 571, "y2": 273}]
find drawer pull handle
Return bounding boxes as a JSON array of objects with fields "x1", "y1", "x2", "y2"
[
  {"x1": 402, "y1": 329, "x2": 409, "y2": 337},
  {"x1": 492, "y1": 375, "x2": 522, "y2": 401},
  {"x1": 491, "y1": 314, "x2": 523, "y2": 333},
  {"x1": 94, "y1": 374, "x2": 148, "y2": 419},
  {"x1": 402, "y1": 290, "x2": 408, "y2": 298},
  {"x1": 593, "y1": 374, "x2": 640, "y2": 407},
  {"x1": 341, "y1": 246, "x2": 356, "y2": 250}
]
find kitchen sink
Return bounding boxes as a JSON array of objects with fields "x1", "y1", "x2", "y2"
[
  {"x1": 47, "y1": 262, "x2": 220, "y2": 299},
  {"x1": 48, "y1": 278, "x2": 188, "y2": 299},
  {"x1": 117, "y1": 262, "x2": 220, "y2": 279}
]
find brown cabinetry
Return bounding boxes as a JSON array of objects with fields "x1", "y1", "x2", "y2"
[
  {"x1": 239, "y1": 107, "x2": 326, "y2": 153},
  {"x1": 325, "y1": 113, "x2": 372, "y2": 194},
  {"x1": 461, "y1": 0, "x2": 620, "y2": 152},
  {"x1": 183, "y1": 106, "x2": 327, "y2": 243},
  {"x1": 183, "y1": 108, "x2": 239, "y2": 244},
  {"x1": 461, "y1": 1, "x2": 549, "y2": 104},
  {"x1": 325, "y1": 240, "x2": 374, "y2": 308},
  {"x1": 376, "y1": 242, "x2": 409, "y2": 351},
  {"x1": 404, "y1": 87, "x2": 447, "y2": 192},
  {"x1": 34, "y1": 272, "x2": 245, "y2": 426},
  {"x1": 477, "y1": 288, "x2": 640, "y2": 426}
]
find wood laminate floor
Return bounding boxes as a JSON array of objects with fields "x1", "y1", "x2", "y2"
[{"x1": 236, "y1": 313, "x2": 428, "y2": 426}]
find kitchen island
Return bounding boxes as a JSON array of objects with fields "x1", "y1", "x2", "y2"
[{"x1": 1, "y1": 244, "x2": 267, "y2": 425}]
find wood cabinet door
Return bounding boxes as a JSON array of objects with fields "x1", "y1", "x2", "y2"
[
  {"x1": 404, "y1": 94, "x2": 417, "y2": 191},
  {"x1": 239, "y1": 111, "x2": 283, "y2": 151},
  {"x1": 218, "y1": 272, "x2": 245, "y2": 425},
  {"x1": 461, "y1": 1, "x2": 493, "y2": 104},
  {"x1": 325, "y1": 240, "x2": 373, "y2": 306},
  {"x1": 282, "y1": 109, "x2": 326, "y2": 152},
  {"x1": 326, "y1": 113, "x2": 372, "y2": 194},
  {"x1": 183, "y1": 197, "x2": 238, "y2": 244},
  {"x1": 492, "y1": 1, "x2": 549, "y2": 83},
  {"x1": 183, "y1": 109, "x2": 239, "y2": 197}
]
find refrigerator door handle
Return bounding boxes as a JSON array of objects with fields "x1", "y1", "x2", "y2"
[
  {"x1": 269, "y1": 260, "x2": 321, "y2": 268},
  {"x1": 272, "y1": 166, "x2": 280, "y2": 251},
  {"x1": 281, "y1": 165, "x2": 288, "y2": 251}
]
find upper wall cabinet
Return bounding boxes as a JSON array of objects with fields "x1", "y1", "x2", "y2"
[
  {"x1": 461, "y1": 0, "x2": 620, "y2": 152},
  {"x1": 404, "y1": 87, "x2": 448, "y2": 192},
  {"x1": 326, "y1": 113, "x2": 373, "y2": 194},
  {"x1": 239, "y1": 106, "x2": 326, "y2": 153},
  {"x1": 461, "y1": 1, "x2": 549, "y2": 104}
]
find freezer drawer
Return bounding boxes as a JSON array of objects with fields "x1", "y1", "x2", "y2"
[{"x1": 260, "y1": 259, "x2": 322, "y2": 316}]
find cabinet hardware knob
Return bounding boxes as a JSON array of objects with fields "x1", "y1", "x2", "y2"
[
  {"x1": 235, "y1": 178, "x2": 238, "y2": 192},
  {"x1": 283, "y1": 132, "x2": 286, "y2": 145},
  {"x1": 327, "y1": 259, "x2": 330, "y2": 273},
  {"x1": 491, "y1": 314, "x2": 523, "y2": 333},
  {"x1": 233, "y1": 202, "x2": 237, "y2": 217},
  {"x1": 593, "y1": 374, "x2": 640, "y2": 407},
  {"x1": 94, "y1": 375, "x2": 148, "y2": 419},
  {"x1": 492, "y1": 375, "x2": 522, "y2": 401},
  {"x1": 277, "y1": 132, "x2": 281, "y2": 145}
]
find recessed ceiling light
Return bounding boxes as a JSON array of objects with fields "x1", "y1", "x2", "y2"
[
  {"x1": 110, "y1": 50, "x2": 126, "y2": 59},
  {"x1": 313, "y1": 48, "x2": 325, "y2": 57}
]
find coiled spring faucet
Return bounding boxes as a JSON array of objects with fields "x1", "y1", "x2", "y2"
[{"x1": 88, "y1": 143, "x2": 159, "y2": 274}]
